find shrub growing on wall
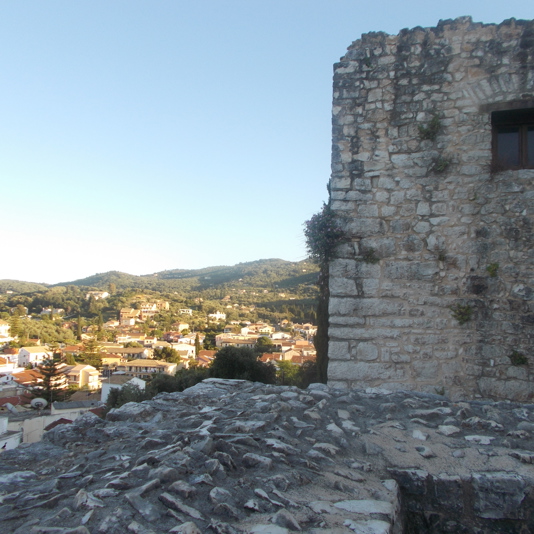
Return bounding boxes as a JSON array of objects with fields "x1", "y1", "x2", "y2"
[
  {"x1": 304, "y1": 202, "x2": 345, "y2": 383},
  {"x1": 304, "y1": 203, "x2": 345, "y2": 264}
]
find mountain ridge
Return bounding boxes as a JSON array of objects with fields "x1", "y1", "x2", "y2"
[{"x1": 0, "y1": 258, "x2": 319, "y2": 295}]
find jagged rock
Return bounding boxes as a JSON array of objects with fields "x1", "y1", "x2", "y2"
[
  {"x1": 106, "y1": 402, "x2": 156, "y2": 422},
  {"x1": 127, "y1": 521, "x2": 157, "y2": 534},
  {"x1": 242, "y1": 453, "x2": 272, "y2": 469},
  {"x1": 125, "y1": 492, "x2": 162, "y2": 522},
  {"x1": 334, "y1": 499, "x2": 394, "y2": 516},
  {"x1": 437, "y1": 425, "x2": 461, "y2": 436},
  {"x1": 159, "y1": 492, "x2": 204, "y2": 520},
  {"x1": 343, "y1": 519, "x2": 390, "y2": 534},
  {"x1": 415, "y1": 446, "x2": 436, "y2": 459},
  {"x1": 74, "y1": 489, "x2": 104, "y2": 510},
  {"x1": 169, "y1": 522, "x2": 203, "y2": 534},
  {"x1": 29, "y1": 528, "x2": 91, "y2": 534},
  {"x1": 1, "y1": 380, "x2": 533, "y2": 533},
  {"x1": 0, "y1": 471, "x2": 36, "y2": 484},
  {"x1": 209, "y1": 487, "x2": 232, "y2": 505},
  {"x1": 149, "y1": 466, "x2": 179, "y2": 483},
  {"x1": 169, "y1": 480, "x2": 197, "y2": 499},
  {"x1": 271, "y1": 508, "x2": 301, "y2": 531}
]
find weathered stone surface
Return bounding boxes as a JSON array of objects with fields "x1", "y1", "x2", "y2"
[{"x1": 1, "y1": 379, "x2": 533, "y2": 533}]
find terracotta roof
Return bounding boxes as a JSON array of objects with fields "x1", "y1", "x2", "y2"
[
  {"x1": 44, "y1": 418, "x2": 73, "y2": 431},
  {"x1": 0, "y1": 394, "x2": 33, "y2": 407},
  {"x1": 69, "y1": 390, "x2": 102, "y2": 402},
  {"x1": 198, "y1": 350, "x2": 217, "y2": 358},
  {"x1": 13, "y1": 369, "x2": 44, "y2": 385}
]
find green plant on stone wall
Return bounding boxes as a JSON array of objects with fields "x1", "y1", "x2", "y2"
[
  {"x1": 486, "y1": 263, "x2": 499, "y2": 278},
  {"x1": 418, "y1": 114, "x2": 441, "y2": 141},
  {"x1": 450, "y1": 303, "x2": 473, "y2": 325},
  {"x1": 304, "y1": 203, "x2": 346, "y2": 265},
  {"x1": 509, "y1": 350, "x2": 528, "y2": 366},
  {"x1": 361, "y1": 247, "x2": 380, "y2": 264},
  {"x1": 432, "y1": 156, "x2": 451, "y2": 173}
]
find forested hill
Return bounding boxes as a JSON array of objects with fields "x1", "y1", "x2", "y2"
[
  {"x1": 0, "y1": 280, "x2": 49, "y2": 293},
  {"x1": 1, "y1": 259, "x2": 319, "y2": 295}
]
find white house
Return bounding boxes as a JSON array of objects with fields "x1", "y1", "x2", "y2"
[
  {"x1": 0, "y1": 320, "x2": 10, "y2": 337},
  {"x1": 271, "y1": 332, "x2": 292, "y2": 340},
  {"x1": 18, "y1": 347, "x2": 53, "y2": 368},
  {"x1": 51, "y1": 400, "x2": 103, "y2": 417},
  {"x1": 170, "y1": 343, "x2": 196, "y2": 359},
  {"x1": 0, "y1": 320, "x2": 13, "y2": 347},
  {"x1": 208, "y1": 311, "x2": 226, "y2": 322},
  {"x1": 0, "y1": 416, "x2": 22, "y2": 451},
  {"x1": 86, "y1": 291, "x2": 109, "y2": 300}
]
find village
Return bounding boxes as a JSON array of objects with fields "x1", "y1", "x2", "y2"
[{"x1": 0, "y1": 293, "x2": 317, "y2": 451}]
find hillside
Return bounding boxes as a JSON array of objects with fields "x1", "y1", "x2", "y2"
[
  {"x1": 0, "y1": 259, "x2": 320, "y2": 328},
  {"x1": 51, "y1": 259, "x2": 320, "y2": 295},
  {"x1": 0, "y1": 280, "x2": 49, "y2": 293}
]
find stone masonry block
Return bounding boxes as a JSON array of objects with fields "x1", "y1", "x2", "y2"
[
  {"x1": 384, "y1": 261, "x2": 439, "y2": 280},
  {"x1": 354, "y1": 342, "x2": 379, "y2": 361},
  {"x1": 472, "y1": 472, "x2": 526, "y2": 519},
  {"x1": 329, "y1": 361, "x2": 406, "y2": 381},
  {"x1": 329, "y1": 341, "x2": 351, "y2": 361},
  {"x1": 330, "y1": 277, "x2": 358, "y2": 297}
]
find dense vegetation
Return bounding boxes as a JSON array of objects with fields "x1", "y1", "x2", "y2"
[
  {"x1": 0, "y1": 260, "x2": 319, "y2": 345},
  {"x1": 106, "y1": 347, "x2": 318, "y2": 409}
]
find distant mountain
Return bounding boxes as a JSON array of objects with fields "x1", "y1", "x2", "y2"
[
  {"x1": 0, "y1": 280, "x2": 49, "y2": 294},
  {"x1": 48, "y1": 259, "x2": 320, "y2": 294}
]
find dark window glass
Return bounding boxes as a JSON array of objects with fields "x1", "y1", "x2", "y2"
[
  {"x1": 492, "y1": 108, "x2": 534, "y2": 170},
  {"x1": 527, "y1": 127, "x2": 534, "y2": 167},
  {"x1": 496, "y1": 127, "x2": 520, "y2": 167}
]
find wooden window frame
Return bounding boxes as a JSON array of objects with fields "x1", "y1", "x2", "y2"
[{"x1": 492, "y1": 108, "x2": 534, "y2": 170}]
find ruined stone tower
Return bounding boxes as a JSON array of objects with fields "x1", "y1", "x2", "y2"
[{"x1": 327, "y1": 17, "x2": 534, "y2": 401}]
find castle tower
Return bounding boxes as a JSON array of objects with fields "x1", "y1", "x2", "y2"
[{"x1": 328, "y1": 17, "x2": 534, "y2": 401}]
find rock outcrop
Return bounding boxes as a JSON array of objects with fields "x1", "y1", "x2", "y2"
[{"x1": 1, "y1": 379, "x2": 533, "y2": 533}]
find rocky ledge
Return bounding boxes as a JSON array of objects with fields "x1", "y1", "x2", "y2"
[{"x1": 1, "y1": 379, "x2": 533, "y2": 534}]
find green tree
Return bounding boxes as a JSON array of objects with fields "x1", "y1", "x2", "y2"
[
  {"x1": 35, "y1": 359, "x2": 67, "y2": 403},
  {"x1": 108, "y1": 282, "x2": 117, "y2": 295},
  {"x1": 106, "y1": 383, "x2": 150, "y2": 409},
  {"x1": 277, "y1": 360, "x2": 300, "y2": 385},
  {"x1": 80, "y1": 339, "x2": 102, "y2": 368},
  {"x1": 77, "y1": 316, "x2": 83, "y2": 341},
  {"x1": 209, "y1": 346, "x2": 275, "y2": 384},
  {"x1": 194, "y1": 333, "x2": 201, "y2": 356},
  {"x1": 153, "y1": 346, "x2": 181, "y2": 363},
  {"x1": 147, "y1": 367, "x2": 208, "y2": 395},
  {"x1": 254, "y1": 336, "x2": 273, "y2": 355},
  {"x1": 9, "y1": 314, "x2": 21, "y2": 338}
]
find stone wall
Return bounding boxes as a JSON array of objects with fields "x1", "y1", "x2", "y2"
[{"x1": 328, "y1": 17, "x2": 534, "y2": 401}]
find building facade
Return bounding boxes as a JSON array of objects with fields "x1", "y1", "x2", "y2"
[{"x1": 328, "y1": 17, "x2": 534, "y2": 401}]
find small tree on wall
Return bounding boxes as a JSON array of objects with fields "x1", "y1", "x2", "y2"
[{"x1": 304, "y1": 202, "x2": 345, "y2": 383}]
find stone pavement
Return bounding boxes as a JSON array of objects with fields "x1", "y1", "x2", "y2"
[{"x1": 1, "y1": 379, "x2": 533, "y2": 533}]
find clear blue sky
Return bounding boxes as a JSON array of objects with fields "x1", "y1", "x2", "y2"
[{"x1": 1, "y1": 1, "x2": 532, "y2": 284}]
